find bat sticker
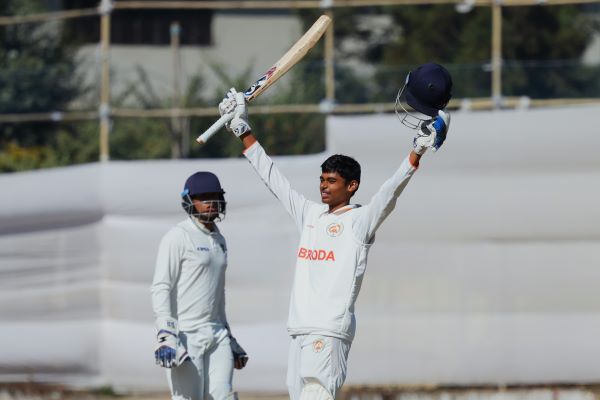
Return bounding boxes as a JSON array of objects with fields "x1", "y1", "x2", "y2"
[{"x1": 244, "y1": 66, "x2": 278, "y2": 97}]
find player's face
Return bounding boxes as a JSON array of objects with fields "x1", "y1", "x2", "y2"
[
  {"x1": 320, "y1": 172, "x2": 356, "y2": 208},
  {"x1": 192, "y1": 192, "x2": 223, "y2": 221}
]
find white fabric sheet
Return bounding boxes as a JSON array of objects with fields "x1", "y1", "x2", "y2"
[{"x1": 0, "y1": 105, "x2": 599, "y2": 391}]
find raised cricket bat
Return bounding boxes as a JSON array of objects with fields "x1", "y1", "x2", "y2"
[{"x1": 196, "y1": 14, "x2": 332, "y2": 144}]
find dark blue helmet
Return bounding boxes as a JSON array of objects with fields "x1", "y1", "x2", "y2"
[
  {"x1": 181, "y1": 171, "x2": 225, "y2": 198},
  {"x1": 405, "y1": 63, "x2": 453, "y2": 117},
  {"x1": 181, "y1": 172, "x2": 226, "y2": 222}
]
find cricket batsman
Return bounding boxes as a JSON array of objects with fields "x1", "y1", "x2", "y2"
[
  {"x1": 151, "y1": 171, "x2": 248, "y2": 400},
  {"x1": 219, "y1": 62, "x2": 452, "y2": 399}
]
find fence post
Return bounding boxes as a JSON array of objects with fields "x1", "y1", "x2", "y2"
[
  {"x1": 170, "y1": 21, "x2": 184, "y2": 159},
  {"x1": 491, "y1": 0, "x2": 503, "y2": 107},
  {"x1": 324, "y1": 7, "x2": 335, "y2": 105},
  {"x1": 99, "y1": 0, "x2": 112, "y2": 162}
]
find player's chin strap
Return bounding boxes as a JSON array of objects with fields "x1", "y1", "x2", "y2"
[
  {"x1": 394, "y1": 78, "x2": 432, "y2": 130},
  {"x1": 181, "y1": 194, "x2": 226, "y2": 222}
]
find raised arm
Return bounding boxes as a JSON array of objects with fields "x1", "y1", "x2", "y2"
[
  {"x1": 241, "y1": 131, "x2": 257, "y2": 150},
  {"x1": 219, "y1": 88, "x2": 311, "y2": 230},
  {"x1": 355, "y1": 111, "x2": 450, "y2": 242},
  {"x1": 355, "y1": 155, "x2": 419, "y2": 242},
  {"x1": 243, "y1": 136, "x2": 309, "y2": 230}
]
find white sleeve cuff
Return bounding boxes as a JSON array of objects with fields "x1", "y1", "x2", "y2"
[{"x1": 242, "y1": 141, "x2": 261, "y2": 158}]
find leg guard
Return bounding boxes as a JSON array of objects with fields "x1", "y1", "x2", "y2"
[
  {"x1": 299, "y1": 381, "x2": 333, "y2": 400},
  {"x1": 225, "y1": 392, "x2": 239, "y2": 400}
]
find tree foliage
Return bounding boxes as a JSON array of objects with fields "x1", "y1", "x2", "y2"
[
  {"x1": 105, "y1": 61, "x2": 325, "y2": 161},
  {"x1": 1, "y1": 4, "x2": 598, "y2": 171},
  {"x1": 0, "y1": 0, "x2": 88, "y2": 172},
  {"x1": 501, "y1": 6, "x2": 600, "y2": 98},
  {"x1": 319, "y1": 5, "x2": 600, "y2": 100}
]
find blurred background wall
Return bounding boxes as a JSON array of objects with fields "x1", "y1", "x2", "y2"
[{"x1": 1, "y1": 105, "x2": 600, "y2": 393}]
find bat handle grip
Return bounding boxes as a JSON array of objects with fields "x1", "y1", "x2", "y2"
[{"x1": 196, "y1": 113, "x2": 234, "y2": 144}]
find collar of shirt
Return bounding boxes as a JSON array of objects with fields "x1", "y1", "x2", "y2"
[
  {"x1": 319, "y1": 204, "x2": 361, "y2": 218},
  {"x1": 188, "y1": 217, "x2": 220, "y2": 235}
]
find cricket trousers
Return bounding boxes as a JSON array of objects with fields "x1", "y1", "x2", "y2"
[
  {"x1": 286, "y1": 334, "x2": 352, "y2": 400},
  {"x1": 166, "y1": 329, "x2": 234, "y2": 400}
]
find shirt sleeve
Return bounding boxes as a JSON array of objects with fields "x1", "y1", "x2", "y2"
[
  {"x1": 218, "y1": 287, "x2": 230, "y2": 334},
  {"x1": 217, "y1": 238, "x2": 230, "y2": 332},
  {"x1": 353, "y1": 156, "x2": 418, "y2": 243},
  {"x1": 150, "y1": 227, "x2": 184, "y2": 320},
  {"x1": 244, "y1": 142, "x2": 310, "y2": 231}
]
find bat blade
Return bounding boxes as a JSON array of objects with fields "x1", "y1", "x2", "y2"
[{"x1": 196, "y1": 15, "x2": 332, "y2": 144}]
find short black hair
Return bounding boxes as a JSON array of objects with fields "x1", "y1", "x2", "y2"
[{"x1": 321, "y1": 154, "x2": 361, "y2": 184}]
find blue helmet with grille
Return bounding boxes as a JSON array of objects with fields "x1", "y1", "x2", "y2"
[
  {"x1": 405, "y1": 63, "x2": 453, "y2": 117},
  {"x1": 395, "y1": 62, "x2": 453, "y2": 130},
  {"x1": 182, "y1": 172, "x2": 225, "y2": 198},
  {"x1": 181, "y1": 172, "x2": 226, "y2": 222}
]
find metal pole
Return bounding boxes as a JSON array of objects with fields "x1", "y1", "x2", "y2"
[
  {"x1": 170, "y1": 22, "x2": 183, "y2": 158},
  {"x1": 491, "y1": 0, "x2": 502, "y2": 107},
  {"x1": 324, "y1": 8, "x2": 335, "y2": 104},
  {"x1": 99, "y1": 0, "x2": 112, "y2": 162}
]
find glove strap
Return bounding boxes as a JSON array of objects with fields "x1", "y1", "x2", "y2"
[
  {"x1": 232, "y1": 118, "x2": 251, "y2": 137},
  {"x1": 156, "y1": 316, "x2": 179, "y2": 336}
]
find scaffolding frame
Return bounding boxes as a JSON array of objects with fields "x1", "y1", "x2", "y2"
[{"x1": 0, "y1": 0, "x2": 599, "y2": 160}]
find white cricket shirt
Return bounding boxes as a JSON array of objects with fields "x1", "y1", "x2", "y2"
[
  {"x1": 244, "y1": 142, "x2": 417, "y2": 341},
  {"x1": 151, "y1": 218, "x2": 229, "y2": 334}
]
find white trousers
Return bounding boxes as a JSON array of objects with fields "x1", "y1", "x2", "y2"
[
  {"x1": 286, "y1": 334, "x2": 351, "y2": 400},
  {"x1": 166, "y1": 329, "x2": 234, "y2": 400}
]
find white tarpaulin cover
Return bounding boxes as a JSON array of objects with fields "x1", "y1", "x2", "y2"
[{"x1": 1, "y1": 105, "x2": 599, "y2": 392}]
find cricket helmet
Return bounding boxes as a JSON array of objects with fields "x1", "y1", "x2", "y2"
[
  {"x1": 181, "y1": 171, "x2": 226, "y2": 222},
  {"x1": 395, "y1": 63, "x2": 453, "y2": 129},
  {"x1": 405, "y1": 63, "x2": 453, "y2": 117}
]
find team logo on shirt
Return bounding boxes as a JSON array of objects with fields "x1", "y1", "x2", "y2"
[
  {"x1": 312, "y1": 339, "x2": 325, "y2": 353},
  {"x1": 326, "y1": 223, "x2": 344, "y2": 237},
  {"x1": 197, "y1": 247, "x2": 209, "y2": 252}
]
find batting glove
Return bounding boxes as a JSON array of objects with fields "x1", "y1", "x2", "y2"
[
  {"x1": 230, "y1": 336, "x2": 248, "y2": 370},
  {"x1": 218, "y1": 88, "x2": 237, "y2": 116},
  {"x1": 218, "y1": 88, "x2": 251, "y2": 137},
  {"x1": 154, "y1": 317, "x2": 190, "y2": 368},
  {"x1": 413, "y1": 110, "x2": 450, "y2": 155}
]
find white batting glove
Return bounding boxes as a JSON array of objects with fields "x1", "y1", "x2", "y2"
[
  {"x1": 154, "y1": 317, "x2": 190, "y2": 368},
  {"x1": 230, "y1": 336, "x2": 248, "y2": 370},
  {"x1": 413, "y1": 110, "x2": 450, "y2": 155},
  {"x1": 218, "y1": 88, "x2": 251, "y2": 137},
  {"x1": 218, "y1": 88, "x2": 237, "y2": 116}
]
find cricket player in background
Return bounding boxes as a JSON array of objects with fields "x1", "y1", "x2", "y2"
[
  {"x1": 151, "y1": 171, "x2": 248, "y2": 400},
  {"x1": 218, "y1": 62, "x2": 452, "y2": 400}
]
